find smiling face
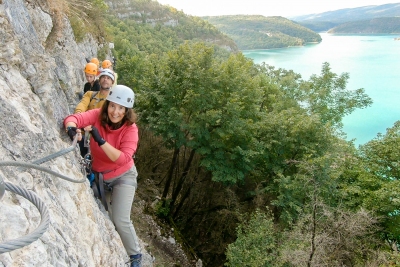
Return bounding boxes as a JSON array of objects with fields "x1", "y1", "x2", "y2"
[{"x1": 107, "y1": 101, "x2": 126, "y2": 124}]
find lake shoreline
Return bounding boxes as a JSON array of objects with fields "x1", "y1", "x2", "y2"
[{"x1": 243, "y1": 33, "x2": 400, "y2": 146}]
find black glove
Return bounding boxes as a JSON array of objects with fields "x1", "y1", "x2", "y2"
[
  {"x1": 67, "y1": 127, "x2": 78, "y2": 141},
  {"x1": 91, "y1": 126, "x2": 106, "y2": 146}
]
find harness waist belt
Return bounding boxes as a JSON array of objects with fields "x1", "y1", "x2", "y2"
[{"x1": 91, "y1": 172, "x2": 136, "y2": 211}]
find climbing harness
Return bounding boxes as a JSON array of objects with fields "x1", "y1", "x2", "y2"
[
  {"x1": 91, "y1": 171, "x2": 111, "y2": 211},
  {"x1": 80, "y1": 129, "x2": 130, "y2": 212},
  {"x1": 0, "y1": 134, "x2": 85, "y2": 254},
  {"x1": 90, "y1": 171, "x2": 136, "y2": 212},
  {"x1": 82, "y1": 129, "x2": 94, "y2": 184},
  {"x1": 80, "y1": 129, "x2": 136, "y2": 211},
  {"x1": 83, "y1": 153, "x2": 94, "y2": 184},
  {"x1": 89, "y1": 91, "x2": 106, "y2": 107}
]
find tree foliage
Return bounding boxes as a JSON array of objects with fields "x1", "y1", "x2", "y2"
[
  {"x1": 329, "y1": 17, "x2": 400, "y2": 34},
  {"x1": 339, "y1": 121, "x2": 400, "y2": 246},
  {"x1": 67, "y1": 0, "x2": 108, "y2": 42},
  {"x1": 225, "y1": 210, "x2": 277, "y2": 267},
  {"x1": 106, "y1": 1, "x2": 237, "y2": 57},
  {"x1": 204, "y1": 15, "x2": 322, "y2": 50},
  {"x1": 137, "y1": 42, "x2": 263, "y2": 184},
  {"x1": 101, "y1": 2, "x2": 400, "y2": 264},
  {"x1": 297, "y1": 62, "x2": 372, "y2": 128}
]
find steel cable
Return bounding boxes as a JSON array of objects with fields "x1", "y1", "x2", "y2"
[
  {"x1": 0, "y1": 161, "x2": 86, "y2": 183},
  {"x1": 0, "y1": 134, "x2": 86, "y2": 253},
  {"x1": 0, "y1": 181, "x2": 50, "y2": 254},
  {"x1": 32, "y1": 134, "x2": 78, "y2": 165}
]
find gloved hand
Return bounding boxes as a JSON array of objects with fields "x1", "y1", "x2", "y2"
[
  {"x1": 90, "y1": 126, "x2": 106, "y2": 146},
  {"x1": 67, "y1": 126, "x2": 78, "y2": 141}
]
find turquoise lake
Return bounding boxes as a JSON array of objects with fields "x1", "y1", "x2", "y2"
[{"x1": 243, "y1": 33, "x2": 400, "y2": 146}]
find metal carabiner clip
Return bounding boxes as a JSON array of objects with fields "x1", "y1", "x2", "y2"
[{"x1": 84, "y1": 130, "x2": 90, "y2": 148}]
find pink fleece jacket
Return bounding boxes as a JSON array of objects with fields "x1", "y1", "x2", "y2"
[{"x1": 64, "y1": 108, "x2": 139, "y2": 180}]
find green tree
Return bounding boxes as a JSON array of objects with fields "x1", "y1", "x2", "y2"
[
  {"x1": 339, "y1": 121, "x2": 400, "y2": 247},
  {"x1": 225, "y1": 210, "x2": 277, "y2": 267},
  {"x1": 298, "y1": 62, "x2": 372, "y2": 128},
  {"x1": 136, "y1": 42, "x2": 264, "y2": 216},
  {"x1": 116, "y1": 52, "x2": 153, "y2": 91}
]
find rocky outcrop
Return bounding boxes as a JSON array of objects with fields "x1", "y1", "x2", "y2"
[{"x1": 0, "y1": 0, "x2": 151, "y2": 265}]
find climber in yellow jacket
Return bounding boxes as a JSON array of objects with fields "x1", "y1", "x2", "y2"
[
  {"x1": 75, "y1": 69, "x2": 115, "y2": 113},
  {"x1": 100, "y1": 59, "x2": 118, "y2": 88},
  {"x1": 75, "y1": 69, "x2": 115, "y2": 157}
]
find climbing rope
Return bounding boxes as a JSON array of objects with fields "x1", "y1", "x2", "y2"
[{"x1": 0, "y1": 134, "x2": 86, "y2": 254}]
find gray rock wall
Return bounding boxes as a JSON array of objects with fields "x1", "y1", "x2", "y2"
[{"x1": 0, "y1": 0, "x2": 150, "y2": 266}]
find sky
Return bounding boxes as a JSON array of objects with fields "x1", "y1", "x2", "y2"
[{"x1": 156, "y1": 0, "x2": 397, "y2": 17}]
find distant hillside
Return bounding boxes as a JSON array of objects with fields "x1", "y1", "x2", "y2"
[
  {"x1": 105, "y1": 0, "x2": 238, "y2": 54},
  {"x1": 290, "y1": 3, "x2": 400, "y2": 32},
  {"x1": 203, "y1": 15, "x2": 321, "y2": 50},
  {"x1": 328, "y1": 17, "x2": 400, "y2": 33}
]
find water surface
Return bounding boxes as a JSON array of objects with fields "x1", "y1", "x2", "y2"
[{"x1": 243, "y1": 33, "x2": 400, "y2": 146}]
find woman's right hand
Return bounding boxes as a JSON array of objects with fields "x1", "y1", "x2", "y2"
[{"x1": 66, "y1": 127, "x2": 82, "y2": 141}]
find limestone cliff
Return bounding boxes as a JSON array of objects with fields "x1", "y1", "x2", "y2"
[{"x1": 0, "y1": 0, "x2": 151, "y2": 265}]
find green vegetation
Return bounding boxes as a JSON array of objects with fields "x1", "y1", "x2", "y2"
[
  {"x1": 203, "y1": 15, "x2": 322, "y2": 50},
  {"x1": 328, "y1": 17, "x2": 400, "y2": 34},
  {"x1": 225, "y1": 210, "x2": 277, "y2": 266},
  {"x1": 67, "y1": 0, "x2": 109, "y2": 42},
  {"x1": 106, "y1": 0, "x2": 237, "y2": 58},
  {"x1": 79, "y1": 0, "x2": 400, "y2": 265},
  {"x1": 297, "y1": 21, "x2": 339, "y2": 33}
]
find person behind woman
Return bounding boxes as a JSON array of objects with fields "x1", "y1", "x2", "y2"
[
  {"x1": 64, "y1": 85, "x2": 142, "y2": 267},
  {"x1": 75, "y1": 69, "x2": 115, "y2": 158},
  {"x1": 101, "y1": 59, "x2": 118, "y2": 88},
  {"x1": 78, "y1": 62, "x2": 100, "y2": 100},
  {"x1": 90, "y1": 57, "x2": 101, "y2": 76},
  {"x1": 83, "y1": 62, "x2": 100, "y2": 94}
]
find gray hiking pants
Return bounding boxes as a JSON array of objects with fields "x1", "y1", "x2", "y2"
[{"x1": 105, "y1": 166, "x2": 141, "y2": 255}]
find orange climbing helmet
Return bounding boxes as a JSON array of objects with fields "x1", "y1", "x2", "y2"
[
  {"x1": 90, "y1": 57, "x2": 100, "y2": 67},
  {"x1": 84, "y1": 62, "x2": 98, "y2": 75},
  {"x1": 102, "y1": 59, "x2": 112, "y2": 69}
]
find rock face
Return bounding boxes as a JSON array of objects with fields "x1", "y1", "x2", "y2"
[{"x1": 0, "y1": 0, "x2": 151, "y2": 266}]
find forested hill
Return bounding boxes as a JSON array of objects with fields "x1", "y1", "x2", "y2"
[
  {"x1": 203, "y1": 15, "x2": 321, "y2": 50},
  {"x1": 203, "y1": 15, "x2": 322, "y2": 50},
  {"x1": 328, "y1": 17, "x2": 400, "y2": 34},
  {"x1": 104, "y1": 0, "x2": 238, "y2": 54},
  {"x1": 290, "y1": 2, "x2": 400, "y2": 32},
  {"x1": 104, "y1": 1, "x2": 322, "y2": 51}
]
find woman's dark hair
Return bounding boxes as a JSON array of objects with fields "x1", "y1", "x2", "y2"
[{"x1": 99, "y1": 100, "x2": 137, "y2": 130}]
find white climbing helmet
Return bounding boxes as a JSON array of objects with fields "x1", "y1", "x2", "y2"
[
  {"x1": 99, "y1": 68, "x2": 115, "y2": 82},
  {"x1": 106, "y1": 85, "x2": 135, "y2": 108}
]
